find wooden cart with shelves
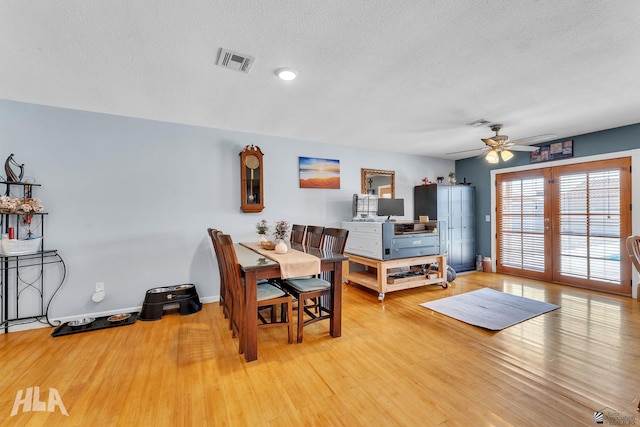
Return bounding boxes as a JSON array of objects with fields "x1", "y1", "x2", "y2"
[{"x1": 343, "y1": 252, "x2": 448, "y2": 301}]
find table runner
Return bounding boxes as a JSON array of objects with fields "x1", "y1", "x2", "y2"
[{"x1": 240, "y1": 242, "x2": 321, "y2": 279}]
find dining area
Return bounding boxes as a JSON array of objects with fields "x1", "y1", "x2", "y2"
[{"x1": 207, "y1": 224, "x2": 349, "y2": 362}]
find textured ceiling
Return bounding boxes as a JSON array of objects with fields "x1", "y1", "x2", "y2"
[{"x1": 2, "y1": 1, "x2": 639, "y2": 159}]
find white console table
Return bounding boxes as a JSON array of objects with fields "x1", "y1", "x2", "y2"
[{"x1": 343, "y1": 252, "x2": 448, "y2": 301}]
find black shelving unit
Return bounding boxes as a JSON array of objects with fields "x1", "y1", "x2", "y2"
[{"x1": 1, "y1": 181, "x2": 64, "y2": 333}]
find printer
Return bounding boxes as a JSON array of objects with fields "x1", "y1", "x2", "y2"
[{"x1": 342, "y1": 221, "x2": 446, "y2": 260}]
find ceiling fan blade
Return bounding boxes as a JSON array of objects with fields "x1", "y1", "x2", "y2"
[
  {"x1": 445, "y1": 147, "x2": 489, "y2": 156},
  {"x1": 510, "y1": 133, "x2": 558, "y2": 145},
  {"x1": 509, "y1": 145, "x2": 540, "y2": 152}
]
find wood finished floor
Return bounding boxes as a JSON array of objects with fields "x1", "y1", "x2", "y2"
[{"x1": 1, "y1": 272, "x2": 639, "y2": 426}]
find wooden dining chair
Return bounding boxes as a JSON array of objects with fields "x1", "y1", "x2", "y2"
[
  {"x1": 207, "y1": 228, "x2": 230, "y2": 319},
  {"x1": 281, "y1": 227, "x2": 349, "y2": 343},
  {"x1": 305, "y1": 225, "x2": 325, "y2": 248},
  {"x1": 626, "y1": 236, "x2": 640, "y2": 276},
  {"x1": 212, "y1": 228, "x2": 281, "y2": 334},
  {"x1": 218, "y1": 233, "x2": 294, "y2": 352},
  {"x1": 290, "y1": 224, "x2": 307, "y2": 245},
  {"x1": 321, "y1": 227, "x2": 349, "y2": 255},
  {"x1": 314, "y1": 226, "x2": 350, "y2": 311}
]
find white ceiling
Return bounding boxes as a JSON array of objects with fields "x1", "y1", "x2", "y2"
[{"x1": 2, "y1": 1, "x2": 639, "y2": 159}]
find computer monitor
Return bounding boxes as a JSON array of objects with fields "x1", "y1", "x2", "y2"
[{"x1": 377, "y1": 198, "x2": 404, "y2": 221}]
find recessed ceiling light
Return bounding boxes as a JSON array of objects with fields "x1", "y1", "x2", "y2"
[{"x1": 276, "y1": 68, "x2": 298, "y2": 81}]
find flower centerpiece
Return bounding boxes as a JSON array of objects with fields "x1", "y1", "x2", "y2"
[
  {"x1": 273, "y1": 220, "x2": 289, "y2": 241},
  {"x1": 256, "y1": 219, "x2": 269, "y2": 235},
  {"x1": 273, "y1": 220, "x2": 290, "y2": 254},
  {"x1": 255, "y1": 219, "x2": 270, "y2": 243}
]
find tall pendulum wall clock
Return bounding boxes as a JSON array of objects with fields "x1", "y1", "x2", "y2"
[{"x1": 239, "y1": 144, "x2": 264, "y2": 213}]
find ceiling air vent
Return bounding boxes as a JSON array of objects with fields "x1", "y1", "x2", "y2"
[{"x1": 217, "y1": 48, "x2": 255, "y2": 73}]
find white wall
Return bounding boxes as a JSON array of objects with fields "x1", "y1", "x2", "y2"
[{"x1": 0, "y1": 99, "x2": 454, "y2": 323}]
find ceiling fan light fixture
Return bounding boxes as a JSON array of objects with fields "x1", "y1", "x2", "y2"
[
  {"x1": 485, "y1": 150, "x2": 499, "y2": 164},
  {"x1": 500, "y1": 150, "x2": 514, "y2": 161}
]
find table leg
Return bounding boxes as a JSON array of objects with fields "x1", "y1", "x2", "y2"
[
  {"x1": 330, "y1": 260, "x2": 342, "y2": 338},
  {"x1": 440, "y1": 255, "x2": 447, "y2": 285},
  {"x1": 244, "y1": 270, "x2": 258, "y2": 362},
  {"x1": 378, "y1": 260, "x2": 387, "y2": 301}
]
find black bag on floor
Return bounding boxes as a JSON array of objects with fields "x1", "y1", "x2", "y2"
[{"x1": 447, "y1": 265, "x2": 457, "y2": 282}]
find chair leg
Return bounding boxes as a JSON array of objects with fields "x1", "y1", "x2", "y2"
[
  {"x1": 297, "y1": 297, "x2": 305, "y2": 343},
  {"x1": 286, "y1": 301, "x2": 294, "y2": 344}
]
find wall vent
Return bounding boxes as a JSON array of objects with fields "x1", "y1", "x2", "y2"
[{"x1": 217, "y1": 48, "x2": 255, "y2": 73}]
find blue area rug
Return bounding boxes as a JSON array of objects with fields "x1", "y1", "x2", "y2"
[{"x1": 420, "y1": 288, "x2": 559, "y2": 330}]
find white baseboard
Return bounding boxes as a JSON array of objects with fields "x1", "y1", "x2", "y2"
[{"x1": 1, "y1": 296, "x2": 220, "y2": 334}]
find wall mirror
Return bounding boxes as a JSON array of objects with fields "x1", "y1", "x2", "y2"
[{"x1": 361, "y1": 168, "x2": 395, "y2": 198}]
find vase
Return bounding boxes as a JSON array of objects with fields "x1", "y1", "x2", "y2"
[
  {"x1": 449, "y1": 177, "x2": 456, "y2": 184},
  {"x1": 274, "y1": 239, "x2": 288, "y2": 254},
  {"x1": 258, "y1": 234, "x2": 267, "y2": 244}
]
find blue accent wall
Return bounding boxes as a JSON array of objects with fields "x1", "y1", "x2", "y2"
[{"x1": 455, "y1": 123, "x2": 640, "y2": 258}]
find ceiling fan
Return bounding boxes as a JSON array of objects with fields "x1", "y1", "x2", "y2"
[{"x1": 447, "y1": 124, "x2": 557, "y2": 163}]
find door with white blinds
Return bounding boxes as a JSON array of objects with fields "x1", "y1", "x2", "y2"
[
  {"x1": 497, "y1": 169, "x2": 551, "y2": 281},
  {"x1": 496, "y1": 158, "x2": 632, "y2": 295}
]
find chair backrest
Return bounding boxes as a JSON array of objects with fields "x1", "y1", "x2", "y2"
[
  {"x1": 208, "y1": 229, "x2": 226, "y2": 293},
  {"x1": 207, "y1": 228, "x2": 221, "y2": 262},
  {"x1": 626, "y1": 235, "x2": 640, "y2": 275},
  {"x1": 207, "y1": 227, "x2": 218, "y2": 248},
  {"x1": 321, "y1": 227, "x2": 349, "y2": 254},
  {"x1": 209, "y1": 228, "x2": 235, "y2": 318},
  {"x1": 290, "y1": 224, "x2": 307, "y2": 245},
  {"x1": 218, "y1": 233, "x2": 245, "y2": 346},
  {"x1": 305, "y1": 225, "x2": 325, "y2": 248}
]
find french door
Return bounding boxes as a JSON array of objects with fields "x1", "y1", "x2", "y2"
[{"x1": 496, "y1": 158, "x2": 632, "y2": 295}]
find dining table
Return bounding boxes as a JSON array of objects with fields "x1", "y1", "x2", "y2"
[{"x1": 235, "y1": 242, "x2": 348, "y2": 362}]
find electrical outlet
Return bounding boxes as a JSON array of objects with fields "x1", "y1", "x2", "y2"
[{"x1": 95, "y1": 282, "x2": 104, "y2": 293}]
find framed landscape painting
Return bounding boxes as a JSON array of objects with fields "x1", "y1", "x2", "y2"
[{"x1": 299, "y1": 157, "x2": 340, "y2": 189}]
